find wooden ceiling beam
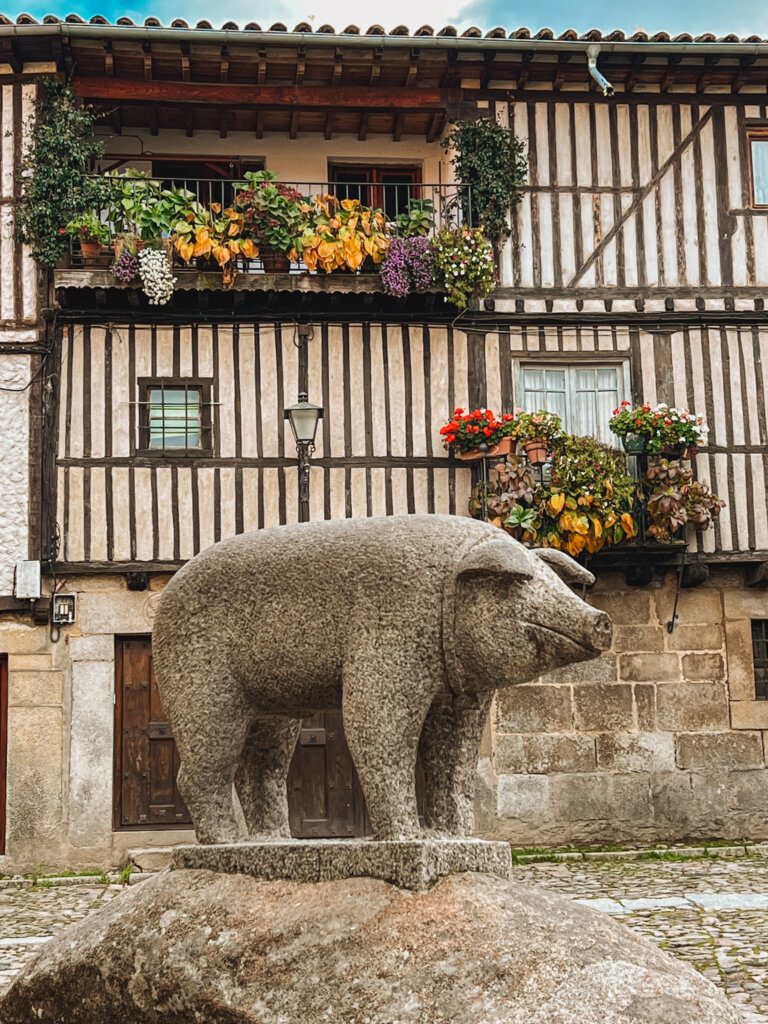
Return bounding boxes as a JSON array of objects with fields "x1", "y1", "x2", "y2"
[
  {"x1": 333, "y1": 47, "x2": 343, "y2": 86},
  {"x1": 142, "y1": 42, "x2": 152, "y2": 80},
  {"x1": 733, "y1": 55, "x2": 757, "y2": 93},
  {"x1": 289, "y1": 110, "x2": 299, "y2": 139},
  {"x1": 624, "y1": 54, "x2": 645, "y2": 93},
  {"x1": 358, "y1": 112, "x2": 368, "y2": 141},
  {"x1": 74, "y1": 78, "x2": 457, "y2": 109},
  {"x1": 697, "y1": 55, "x2": 719, "y2": 92},
  {"x1": 324, "y1": 110, "x2": 333, "y2": 140},
  {"x1": 102, "y1": 40, "x2": 113, "y2": 77},
  {"x1": 255, "y1": 109, "x2": 264, "y2": 139},
  {"x1": 220, "y1": 108, "x2": 229, "y2": 138},
  {"x1": 661, "y1": 55, "x2": 682, "y2": 93},
  {"x1": 553, "y1": 54, "x2": 570, "y2": 91},
  {"x1": 517, "y1": 53, "x2": 533, "y2": 89},
  {"x1": 180, "y1": 42, "x2": 190, "y2": 81},
  {"x1": 184, "y1": 107, "x2": 194, "y2": 137},
  {"x1": 220, "y1": 45, "x2": 229, "y2": 83},
  {"x1": 426, "y1": 111, "x2": 445, "y2": 143},
  {"x1": 393, "y1": 112, "x2": 404, "y2": 142},
  {"x1": 0, "y1": 40, "x2": 22, "y2": 74},
  {"x1": 295, "y1": 46, "x2": 305, "y2": 86},
  {"x1": 370, "y1": 46, "x2": 382, "y2": 85}
]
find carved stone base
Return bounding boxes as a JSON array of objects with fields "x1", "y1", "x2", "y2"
[{"x1": 169, "y1": 838, "x2": 512, "y2": 890}]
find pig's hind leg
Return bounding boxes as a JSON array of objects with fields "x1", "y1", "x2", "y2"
[
  {"x1": 235, "y1": 715, "x2": 301, "y2": 838},
  {"x1": 419, "y1": 691, "x2": 493, "y2": 837}
]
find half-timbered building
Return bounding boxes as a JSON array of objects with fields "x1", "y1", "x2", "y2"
[{"x1": 2, "y1": 18, "x2": 768, "y2": 868}]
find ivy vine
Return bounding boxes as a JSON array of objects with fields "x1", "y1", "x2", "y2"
[
  {"x1": 16, "y1": 78, "x2": 111, "y2": 267},
  {"x1": 441, "y1": 117, "x2": 528, "y2": 247}
]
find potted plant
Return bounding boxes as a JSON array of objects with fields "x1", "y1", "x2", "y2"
[
  {"x1": 440, "y1": 407, "x2": 515, "y2": 460},
  {"x1": 379, "y1": 236, "x2": 434, "y2": 297},
  {"x1": 233, "y1": 171, "x2": 306, "y2": 272},
  {"x1": 62, "y1": 211, "x2": 110, "y2": 259},
  {"x1": 609, "y1": 401, "x2": 709, "y2": 456},
  {"x1": 431, "y1": 227, "x2": 495, "y2": 308},
  {"x1": 297, "y1": 194, "x2": 390, "y2": 273},
  {"x1": 512, "y1": 410, "x2": 562, "y2": 466},
  {"x1": 170, "y1": 201, "x2": 258, "y2": 288},
  {"x1": 644, "y1": 460, "x2": 724, "y2": 542},
  {"x1": 392, "y1": 198, "x2": 436, "y2": 238}
]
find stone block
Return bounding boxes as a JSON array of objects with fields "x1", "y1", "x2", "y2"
[
  {"x1": 496, "y1": 774, "x2": 549, "y2": 822},
  {"x1": 675, "y1": 731, "x2": 764, "y2": 771},
  {"x1": 495, "y1": 684, "x2": 572, "y2": 734},
  {"x1": 148, "y1": 573, "x2": 173, "y2": 592},
  {"x1": 170, "y1": 839, "x2": 513, "y2": 891},
  {"x1": 724, "y1": 591, "x2": 768, "y2": 621},
  {"x1": 596, "y1": 732, "x2": 675, "y2": 772},
  {"x1": 656, "y1": 682, "x2": 729, "y2": 731},
  {"x1": 573, "y1": 683, "x2": 634, "y2": 732},
  {"x1": 7, "y1": 654, "x2": 51, "y2": 671},
  {"x1": 634, "y1": 684, "x2": 656, "y2": 730},
  {"x1": 725, "y1": 769, "x2": 768, "y2": 813},
  {"x1": 730, "y1": 701, "x2": 768, "y2": 730},
  {"x1": 619, "y1": 653, "x2": 680, "y2": 682},
  {"x1": 7, "y1": 670, "x2": 62, "y2": 706},
  {"x1": 651, "y1": 772, "x2": 703, "y2": 831},
  {"x1": 495, "y1": 734, "x2": 596, "y2": 774},
  {"x1": 682, "y1": 652, "x2": 726, "y2": 681},
  {"x1": 548, "y1": 773, "x2": 653, "y2": 823},
  {"x1": 68, "y1": 634, "x2": 115, "y2": 662},
  {"x1": 725, "y1": 619, "x2": 756, "y2": 702},
  {"x1": 667, "y1": 624, "x2": 723, "y2": 653},
  {"x1": 537, "y1": 655, "x2": 617, "y2": 686},
  {"x1": 590, "y1": 591, "x2": 651, "y2": 626},
  {"x1": 77, "y1": 592, "x2": 154, "y2": 636},
  {"x1": 474, "y1": 757, "x2": 497, "y2": 833},
  {"x1": 68, "y1": 660, "x2": 115, "y2": 847},
  {"x1": 613, "y1": 626, "x2": 664, "y2": 654},
  {"x1": 655, "y1": 588, "x2": 723, "y2": 626},
  {"x1": 6, "y1": 706, "x2": 63, "y2": 841},
  {"x1": 0, "y1": 623, "x2": 48, "y2": 654}
]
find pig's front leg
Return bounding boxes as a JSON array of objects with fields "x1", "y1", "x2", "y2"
[{"x1": 419, "y1": 691, "x2": 493, "y2": 837}]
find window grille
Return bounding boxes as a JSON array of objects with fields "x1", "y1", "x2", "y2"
[
  {"x1": 136, "y1": 378, "x2": 213, "y2": 456},
  {"x1": 519, "y1": 363, "x2": 627, "y2": 444},
  {"x1": 751, "y1": 620, "x2": 768, "y2": 701}
]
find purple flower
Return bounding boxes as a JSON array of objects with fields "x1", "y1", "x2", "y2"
[
  {"x1": 111, "y1": 250, "x2": 139, "y2": 284},
  {"x1": 380, "y1": 236, "x2": 435, "y2": 297}
]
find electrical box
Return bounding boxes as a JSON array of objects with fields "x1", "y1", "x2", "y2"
[
  {"x1": 14, "y1": 560, "x2": 41, "y2": 600},
  {"x1": 51, "y1": 593, "x2": 76, "y2": 625}
]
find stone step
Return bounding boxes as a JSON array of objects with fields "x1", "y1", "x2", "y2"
[{"x1": 126, "y1": 848, "x2": 176, "y2": 873}]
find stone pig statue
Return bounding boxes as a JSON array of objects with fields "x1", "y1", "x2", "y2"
[{"x1": 152, "y1": 514, "x2": 611, "y2": 844}]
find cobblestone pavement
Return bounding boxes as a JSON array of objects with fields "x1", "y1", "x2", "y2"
[
  {"x1": 0, "y1": 856, "x2": 765, "y2": 1021},
  {"x1": 514, "y1": 854, "x2": 768, "y2": 1024}
]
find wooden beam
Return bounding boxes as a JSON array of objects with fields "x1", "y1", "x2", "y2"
[
  {"x1": 426, "y1": 111, "x2": 445, "y2": 143},
  {"x1": 289, "y1": 110, "x2": 299, "y2": 139},
  {"x1": 517, "y1": 53, "x2": 533, "y2": 89},
  {"x1": 481, "y1": 51, "x2": 495, "y2": 90},
  {"x1": 184, "y1": 108, "x2": 194, "y2": 138},
  {"x1": 697, "y1": 55, "x2": 719, "y2": 92},
  {"x1": 180, "y1": 42, "x2": 190, "y2": 82},
  {"x1": 358, "y1": 112, "x2": 368, "y2": 141},
  {"x1": 0, "y1": 41, "x2": 21, "y2": 74},
  {"x1": 74, "y1": 77, "x2": 457, "y2": 109},
  {"x1": 661, "y1": 55, "x2": 682, "y2": 93},
  {"x1": 624, "y1": 54, "x2": 645, "y2": 93},
  {"x1": 747, "y1": 561, "x2": 768, "y2": 588},
  {"x1": 149, "y1": 106, "x2": 158, "y2": 136},
  {"x1": 219, "y1": 108, "x2": 229, "y2": 139},
  {"x1": 406, "y1": 61, "x2": 418, "y2": 87},
  {"x1": 220, "y1": 46, "x2": 229, "y2": 83},
  {"x1": 142, "y1": 42, "x2": 152, "y2": 81},
  {"x1": 553, "y1": 55, "x2": 570, "y2": 91},
  {"x1": 733, "y1": 55, "x2": 756, "y2": 93},
  {"x1": 324, "y1": 111, "x2": 333, "y2": 140},
  {"x1": 111, "y1": 106, "x2": 122, "y2": 135},
  {"x1": 255, "y1": 109, "x2": 264, "y2": 139},
  {"x1": 102, "y1": 40, "x2": 113, "y2": 77},
  {"x1": 333, "y1": 47, "x2": 343, "y2": 86},
  {"x1": 393, "y1": 112, "x2": 404, "y2": 142},
  {"x1": 370, "y1": 46, "x2": 382, "y2": 85}
]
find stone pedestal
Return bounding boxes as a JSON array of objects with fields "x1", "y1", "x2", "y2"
[{"x1": 170, "y1": 837, "x2": 512, "y2": 891}]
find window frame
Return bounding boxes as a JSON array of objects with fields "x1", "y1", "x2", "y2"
[
  {"x1": 751, "y1": 619, "x2": 768, "y2": 701},
  {"x1": 136, "y1": 376, "x2": 215, "y2": 459},
  {"x1": 747, "y1": 128, "x2": 768, "y2": 209},
  {"x1": 515, "y1": 358, "x2": 631, "y2": 444}
]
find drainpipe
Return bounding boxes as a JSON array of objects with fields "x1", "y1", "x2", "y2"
[{"x1": 586, "y1": 44, "x2": 614, "y2": 97}]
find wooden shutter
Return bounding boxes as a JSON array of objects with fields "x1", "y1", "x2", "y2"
[{"x1": 114, "y1": 637, "x2": 191, "y2": 829}]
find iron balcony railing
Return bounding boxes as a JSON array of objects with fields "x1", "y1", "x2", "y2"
[{"x1": 65, "y1": 177, "x2": 476, "y2": 274}]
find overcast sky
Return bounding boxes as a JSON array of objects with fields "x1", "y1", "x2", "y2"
[{"x1": 5, "y1": 0, "x2": 768, "y2": 37}]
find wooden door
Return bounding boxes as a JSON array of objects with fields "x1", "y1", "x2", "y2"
[
  {"x1": 114, "y1": 637, "x2": 192, "y2": 829},
  {"x1": 287, "y1": 711, "x2": 371, "y2": 838},
  {"x1": 0, "y1": 655, "x2": 6, "y2": 855}
]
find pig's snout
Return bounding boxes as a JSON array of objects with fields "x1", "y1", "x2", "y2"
[{"x1": 588, "y1": 610, "x2": 613, "y2": 651}]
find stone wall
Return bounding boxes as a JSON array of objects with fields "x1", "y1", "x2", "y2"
[
  {"x1": 0, "y1": 354, "x2": 29, "y2": 594},
  {"x1": 476, "y1": 567, "x2": 768, "y2": 846}
]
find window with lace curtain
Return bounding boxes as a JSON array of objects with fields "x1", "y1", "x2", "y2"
[{"x1": 519, "y1": 363, "x2": 629, "y2": 445}]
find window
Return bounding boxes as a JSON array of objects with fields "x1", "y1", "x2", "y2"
[
  {"x1": 328, "y1": 165, "x2": 421, "y2": 221},
  {"x1": 749, "y1": 133, "x2": 768, "y2": 207},
  {"x1": 519, "y1": 363, "x2": 628, "y2": 445},
  {"x1": 137, "y1": 378, "x2": 213, "y2": 456},
  {"x1": 752, "y1": 620, "x2": 768, "y2": 700}
]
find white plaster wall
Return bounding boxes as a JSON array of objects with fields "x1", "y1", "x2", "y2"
[{"x1": 0, "y1": 354, "x2": 30, "y2": 594}]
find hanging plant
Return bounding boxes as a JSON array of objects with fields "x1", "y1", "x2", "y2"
[
  {"x1": 431, "y1": 228, "x2": 495, "y2": 308},
  {"x1": 379, "y1": 236, "x2": 434, "y2": 297},
  {"x1": 16, "y1": 78, "x2": 113, "y2": 267},
  {"x1": 138, "y1": 247, "x2": 176, "y2": 305},
  {"x1": 441, "y1": 117, "x2": 528, "y2": 247}
]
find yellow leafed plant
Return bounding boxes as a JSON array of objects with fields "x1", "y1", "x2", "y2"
[
  {"x1": 297, "y1": 194, "x2": 390, "y2": 274},
  {"x1": 170, "y1": 202, "x2": 258, "y2": 289}
]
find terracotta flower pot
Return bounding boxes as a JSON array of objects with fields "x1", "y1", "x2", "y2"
[
  {"x1": 522, "y1": 439, "x2": 549, "y2": 466},
  {"x1": 457, "y1": 436, "x2": 514, "y2": 462},
  {"x1": 682, "y1": 446, "x2": 699, "y2": 459},
  {"x1": 80, "y1": 240, "x2": 102, "y2": 259},
  {"x1": 261, "y1": 252, "x2": 291, "y2": 273}
]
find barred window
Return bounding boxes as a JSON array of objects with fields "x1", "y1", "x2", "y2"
[
  {"x1": 752, "y1": 620, "x2": 768, "y2": 701},
  {"x1": 137, "y1": 378, "x2": 213, "y2": 456}
]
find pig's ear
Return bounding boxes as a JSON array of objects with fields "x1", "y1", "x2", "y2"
[
  {"x1": 533, "y1": 548, "x2": 595, "y2": 587},
  {"x1": 456, "y1": 537, "x2": 533, "y2": 581}
]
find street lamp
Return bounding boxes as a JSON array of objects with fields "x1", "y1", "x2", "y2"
[{"x1": 284, "y1": 392, "x2": 323, "y2": 522}]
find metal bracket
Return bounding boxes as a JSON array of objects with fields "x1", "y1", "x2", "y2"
[{"x1": 666, "y1": 547, "x2": 688, "y2": 634}]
